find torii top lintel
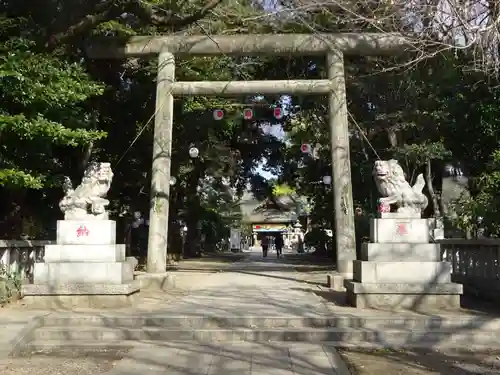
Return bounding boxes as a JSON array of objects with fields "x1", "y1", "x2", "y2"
[{"x1": 85, "y1": 33, "x2": 412, "y2": 59}]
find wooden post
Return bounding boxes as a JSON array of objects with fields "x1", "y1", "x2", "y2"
[
  {"x1": 327, "y1": 51, "x2": 357, "y2": 275},
  {"x1": 146, "y1": 51, "x2": 175, "y2": 273}
]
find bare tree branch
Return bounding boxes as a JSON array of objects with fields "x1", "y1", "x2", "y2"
[
  {"x1": 48, "y1": 0, "x2": 223, "y2": 48},
  {"x1": 132, "y1": 0, "x2": 223, "y2": 27},
  {"x1": 48, "y1": 0, "x2": 121, "y2": 48},
  {"x1": 271, "y1": 0, "x2": 500, "y2": 74}
]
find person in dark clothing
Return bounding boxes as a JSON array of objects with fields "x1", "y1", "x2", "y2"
[
  {"x1": 261, "y1": 235, "x2": 269, "y2": 257},
  {"x1": 275, "y1": 233, "x2": 284, "y2": 258},
  {"x1": 125, "y1": 211, "x2": 147, "y2": 258}
]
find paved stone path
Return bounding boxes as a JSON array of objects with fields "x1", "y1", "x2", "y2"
[
  {"x1": 106, "y1": 342, "x2": 350, "y2": 375},
  {"x1": 162, "y1": 250, "x2": 332, "y2": 318},
  {"x1": 1, "y1": 251, "x2": 351, "y2": 374},
  {"x1": 8, "y1": 250, "x2": 500, "y2": 373},
  {"x1": 0, "y1": 312, "x2": 45, "y2": 359},
  {"x1": 100, "y1": 251, "x2": 350, "y2": 374}
]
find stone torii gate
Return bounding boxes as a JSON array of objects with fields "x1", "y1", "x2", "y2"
[{"x1": 86, "y1": 33, "x2": 409, "y2": 276}]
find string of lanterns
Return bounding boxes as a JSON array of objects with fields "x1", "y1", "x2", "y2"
[
  {"x1": 212, "y1": 107, "x2": 283, "y2": 121},
  {"x1": 185, "y1": 108, "x2": 332, "y2": 187}
]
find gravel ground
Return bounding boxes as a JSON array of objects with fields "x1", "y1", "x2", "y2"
[
  {"x1": 338, "y1": 348, "x2": 500, "y2": 375},
  {"x1": 1, "y1": 348, "x2": 127, "y2": 375}
]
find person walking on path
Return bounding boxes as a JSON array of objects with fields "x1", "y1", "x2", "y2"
[
  {"x1": 124, "y1": 211, "x2": 147, "y2": 258},
  {"x1": 275, "y1": 233, "x2": 284, "y2": 258},
  {"x1": 261, "y1": 235, "x2": 269, "y2": 258}
]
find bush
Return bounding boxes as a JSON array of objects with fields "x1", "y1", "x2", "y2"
[
  {"x1": 0, "y1": 266, "x2": 22, "y2": 306},
  {"x1": 305, "y1": 228, "x2": 330, "y2": 253}
]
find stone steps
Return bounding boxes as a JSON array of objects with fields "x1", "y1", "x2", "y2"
[
  {"x1": 32, "y1": 314, "x2": 500, "y2": 330},
  {"x1": 17, "y1": 314, "x2": 500, "y2": 351},
  {"x1": 24, "y1": 326, "x2": 500, "y2": 350}
]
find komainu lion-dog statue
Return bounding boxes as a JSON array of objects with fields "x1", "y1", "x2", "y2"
[
  {"x1": 373, "y1": 159, "x2": 428, "y2": 216},
  {"x1": 59, "y1": 162, "x2": 113, "y2": 220}
]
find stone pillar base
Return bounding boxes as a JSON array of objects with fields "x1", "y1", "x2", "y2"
[
  {"x1": 346, "y1": 216, "x2": 463, "y2": 311},
  {"x1": 345, "y1": 281, "x2": 462, "y2": 310},
  {"x1": 23, "y1": 220, "x2": 141, "y2": 309},
  {"x1": 22, "y1": 282, "x2": 140, "y2": 309},
  {"x1": 327, "y1": 272, "x2": 352, "y2": 292},
  {"x1": 134, "y1": 272, "x2": 176, "y2": 290}
]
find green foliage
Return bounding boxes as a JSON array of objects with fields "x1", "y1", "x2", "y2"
[
  {"x1": 272, "y1": 183, "x2": 295, "y2": 197},
  {"x1": 393, "y1": 142, "x2": 452, "y2": 167},
  {"x1": 0, "y1": 169, "x2": 45, "y2": 189},
  {"x1": 0, "y1": 0, "x2": 275, "y2": 238},
  {"x1": 0, "y1": 35, "x2": 106, "y2": 190},
  {"x1": 304, "y1": 228, "x2": 328, "y2": 249},
  {"x1": 1, "y1": 0, "x2": 500, "y2": 244},
  {"x1": 261, "y1": 44, "x2": 500, "y2": 236},
  {"x1": 451, "y1": 149, "x2": 500, "y2": 236},
  {"x1": 0, "y1": 265, "x2": 21, "y2": 305}
]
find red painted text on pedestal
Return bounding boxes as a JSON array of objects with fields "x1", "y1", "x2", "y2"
[
  {"x1": 396, "y1": 223, "x2": 408, "y2": 235},
  {"x1": 76, "y1": 225, "x2": 90, "y2": 237}
]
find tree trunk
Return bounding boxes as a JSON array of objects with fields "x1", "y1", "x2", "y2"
[
  {"x1": 184, "y1": 205, "x2": 201, "y2": 257},
  {"x1": 386, "y1": 129, "x2": 398, "y2": 147},
  {"x1": 80, "y1": 142, "x2": 93, "y2": 174},
  {"x1": 426, "y1": 159, "x2": 441, "y2": 218}
]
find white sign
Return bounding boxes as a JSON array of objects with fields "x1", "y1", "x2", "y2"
[{"x1": 230, "y1": 228, "x2": 241, "y2": 250}]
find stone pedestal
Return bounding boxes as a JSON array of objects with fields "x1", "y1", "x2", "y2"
[
  {"x1": 22, "y1": 220, "x2": 140, "y2": 308},
  {"x1": 345, "y1": 215, "x2": 463, "y2": 311}
]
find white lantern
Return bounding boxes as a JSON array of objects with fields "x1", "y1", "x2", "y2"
[
  {"x1": 243, "y1": 108, "x2": 253, "y2": 120},
  {"x1": 213, "y1": 109, "x2": 224, "y2": 120},
  {"x1": 322, "y1": 175, "x2": 332, "y2": 185},
  {"x1": 273, "y1": 107, "x2": 283, "y2": 120},
  {"x1": 169, "y1": 176, "x2": 176, "y2": 186},
  {"x1": 300, "y1": 143, "x2": 311, "y2": 154},
  {"x1": 188, "y1": 147, "x2": 199, "y2": 158}
]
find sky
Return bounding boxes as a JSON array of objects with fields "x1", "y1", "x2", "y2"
[
  {"x1": 254, "y1": 95, "x2": 289, "y2": 180},
  {"x1": 251, "y1": 0, "x2": 285, "y2": 180},
  {"x1": 255, "y1": 123, "x2": 286, "y2": 179}
]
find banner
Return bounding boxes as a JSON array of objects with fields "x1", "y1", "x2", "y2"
[{"x1": 252, "y1": 223, "x2": 289, "y2": 232}]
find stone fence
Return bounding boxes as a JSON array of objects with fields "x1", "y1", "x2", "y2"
[
  {"x1": 1, "y1": 239, "x2": 500, "y2": 292},
  {"x1": 0, "y1": 240, "x2": 53, "y2": 282},
  {"x1": 438, "y1": 238, "x2": 500, "y2": 299}
]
